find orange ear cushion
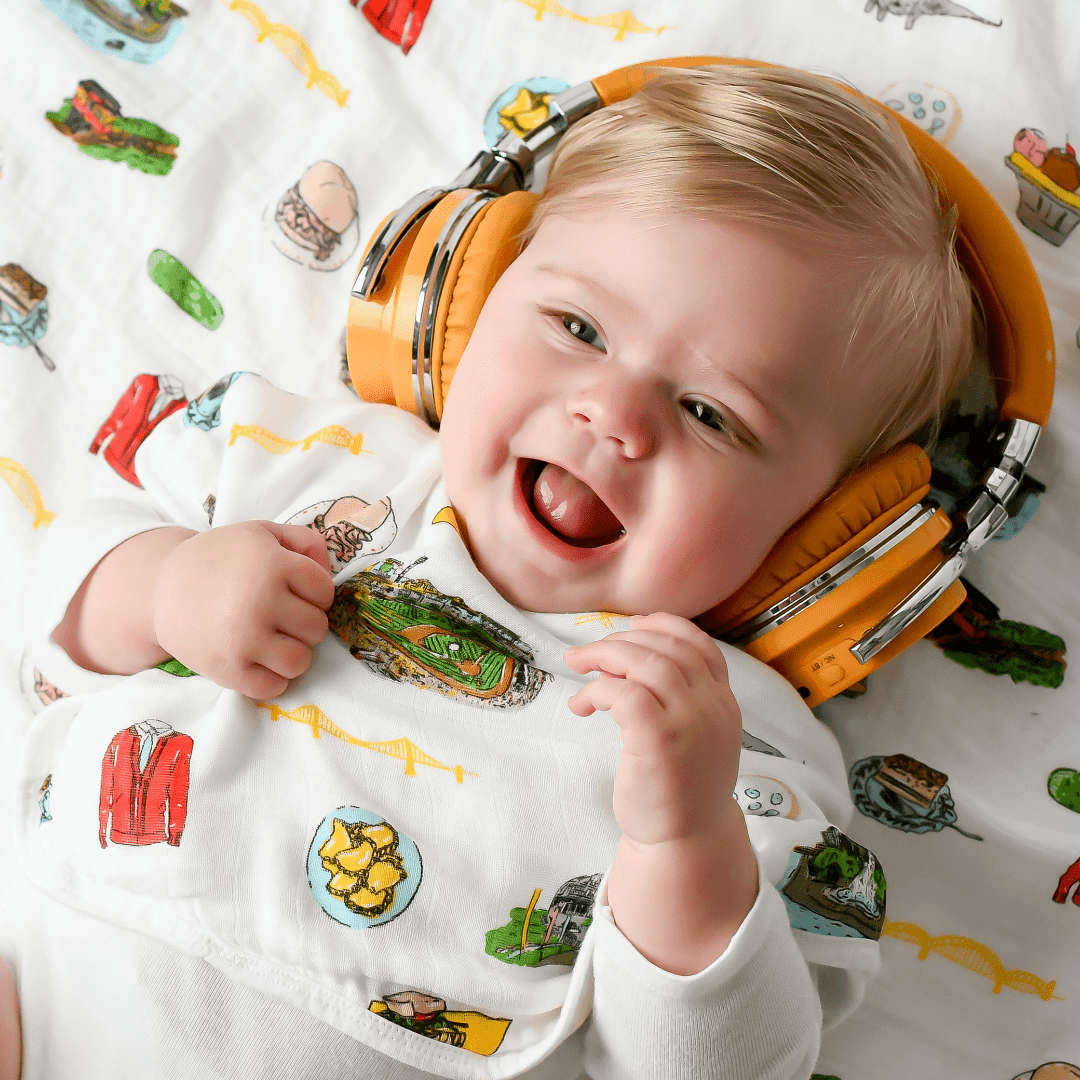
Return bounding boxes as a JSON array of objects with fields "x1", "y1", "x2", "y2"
[
  {"x1": 698, "y1": 442, "x2": 933, "y2": 636},
  {"x1": 432, "y1": 190, "x2": 540, "y2": 419}
]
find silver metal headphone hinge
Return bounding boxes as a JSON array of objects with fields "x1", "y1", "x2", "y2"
[
  {"x1": 849, "y1": 418, "x2": 1043, "y2": 665},
  {"x1": 549, "y1": 82, "x2": 602, "y2": 126},
  {"x1": 451, "y1": 150, "x2": 524, "y2": 195},
  {"x1": 352, "y1": 80, "x2": 603, "y2": 300}
]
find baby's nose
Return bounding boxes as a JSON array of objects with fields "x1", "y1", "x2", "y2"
[{"x1": 567, "y1": 374, "x2": 657, "y2": 459}]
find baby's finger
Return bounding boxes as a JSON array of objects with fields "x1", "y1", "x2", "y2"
[
  {"x1": 235, "y1": 662, "x2": 289, "y2": 701},
  {"x1": 626, "y1": 613, "x2": 729, "y2": 684},
  {"x1": 568, "y1": 672, "x2": 662, "y2": 720},
  {"x1": 576, "y1": 627, "x2": 721, "y2": 689},
  {"x1": 565, "y1": 637, "x2": 690, "y2": 707},
  {"x1": 276, "y1": 593, "x2": 330, "y2": 648},
  {"x1": 282, "y1": 546, "x2": 336, "y2": 610},
  {"x1": 265, "y1": 521, "x2": 333, "y2": 575},
  {"x1": 259, "y1": 630, "x2": 315, "y2": 682}
]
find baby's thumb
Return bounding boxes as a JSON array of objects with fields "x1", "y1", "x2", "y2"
[{"x1": 264, "y1": 521, "x2": 332, "y2": 574}]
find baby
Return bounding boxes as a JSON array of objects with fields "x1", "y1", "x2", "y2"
[{"x1": 1, "y1": 64, "x2": 974, "y2": 1080}]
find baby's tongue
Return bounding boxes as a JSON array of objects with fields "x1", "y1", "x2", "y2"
[{"x1": 532, "y1": 463, "x2": 622, "y2": 542}]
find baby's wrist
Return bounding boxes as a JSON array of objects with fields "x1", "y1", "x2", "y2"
[{"x1": 608, "y1": 809, "x2": 758, "y2": 975}]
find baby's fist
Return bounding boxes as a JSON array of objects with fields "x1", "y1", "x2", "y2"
[{"x1": 152, "y1": 520, "x2": 335, "y2": 698}]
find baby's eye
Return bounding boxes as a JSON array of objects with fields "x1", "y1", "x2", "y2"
[
  {"x1": 560, "y1": 314, "x2": 605, "y2": 350},
  {"x1": 683, "y1": 398, "x2": 731, "y2": 435}
]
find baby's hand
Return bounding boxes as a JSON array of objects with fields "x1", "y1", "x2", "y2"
[
  {"x1": 152, "y1": 520, "x2": 335, "y2": 699},
  {"x1": 565, "y1": 612, "x2": 743, "y2": 847}
]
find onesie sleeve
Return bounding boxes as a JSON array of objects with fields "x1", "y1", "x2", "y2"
[
  {"x1": 578, "y1": 644, "x2": 884, "y2": 1079},
  {"x1": 23, "y1": 372, "x2": 438, "y2": 698}
]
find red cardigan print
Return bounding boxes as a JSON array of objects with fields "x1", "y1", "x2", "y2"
[{"x1": 99, "y1": 721, "x2": 193, "y2": 848}]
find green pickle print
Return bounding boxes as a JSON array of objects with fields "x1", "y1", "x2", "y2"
[{"x1": 147, "y1": 250, "x2": 224, "y2": 330}]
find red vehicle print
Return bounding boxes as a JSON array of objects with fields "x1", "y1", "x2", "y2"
[
  {"x1": 99, "y1": 720, "x2": 193, "y2": 848},
  {"x1": 89, "y1": 373, "x2": 186, "y2": 486}
]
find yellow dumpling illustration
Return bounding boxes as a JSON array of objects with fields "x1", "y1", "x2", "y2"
[
  {"x1": 336, "y1": 840, "x2": 375, "y2": 873},
  {"x1": 327, "y1": 871, "x2": 359, "y2": 897},
  {"x1": 317, "y1": 816, "x2": 409, "y2": 920},
  {"x1": 348, "y1": 886, "x2": 390, "y2": 913},
  {"x1": 362, "y1": 823, "x2": 397, "y2": 850},
  {"x1": 319, "y1": 819, "x2": 352, "y2": 861},
  {"x1": 366, "y1": 857, "x2": 405, "y2": 893}
]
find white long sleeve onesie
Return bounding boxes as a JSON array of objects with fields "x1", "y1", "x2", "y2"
[{"x1": 5, "y1": 373, "x2": 885, "y2": 1080}]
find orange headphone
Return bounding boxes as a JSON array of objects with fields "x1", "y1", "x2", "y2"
[{"x1": 345, "y1": 56, "x2": 1055, "y2": 706}]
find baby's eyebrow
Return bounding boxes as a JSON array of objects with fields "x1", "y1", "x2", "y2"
[
  {"x1": 684, "y1": 343, "x2": 785, "y2": 445},
  {"x1": 533, "y1": 265, "x2": 624, "y2": 307}
]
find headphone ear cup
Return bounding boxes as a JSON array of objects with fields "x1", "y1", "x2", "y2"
[
  {"x1": 699, "y1": 443, "x2": 966, "y2": 705},
  {"x1": 346, "y1": 190, "x2": 538, "y2": 421},
  {"x1": 431, "y1": 190, "x2": 539, "y2": 419}
]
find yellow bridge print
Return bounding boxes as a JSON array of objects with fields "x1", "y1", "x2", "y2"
[
  {"x1": 574, "y1": 611, "x2": 629, "y2": 632},
  {"x1": 229, "y1": 423, "x2": 370, "y2": 456},
  {"x1": 507, "y1": 0, "x2": 671, "y2": 40},
  {"x1": 882, "y1": 920, "x2": 1062, "y2": 1001},
  {"x1": 1, "y1": 458, "x2": 54, "y2": 529},
  {"x1": 224, "y1": 0, "x2": 351, "y2": 107},
  {"x1": 257, "y1": 702, "x2": 477, "y2": 783}
]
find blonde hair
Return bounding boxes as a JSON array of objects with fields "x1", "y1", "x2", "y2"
[{"x1": 525, "y1": 64, "x2": 977, "y2": 468}]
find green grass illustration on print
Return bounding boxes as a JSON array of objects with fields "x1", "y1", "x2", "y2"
[
  {"x1": 1048, "y1": 769, "x2": 1080, "y2": 814},
  {"x1": 156, "y1": 657, "x2": 197, "y2": 677},
  {"x1": 329, "y1": 557, "x2": 548, "y2": 707},
  {"x1": 777, "y1": 827, "x2": 886, "y2": 940},
  {"x1": 148, "y1": 250, "x2": 224, "y2": 330},
  {"x1": 46, "y1": 80, "x2": 178, "y2": 175},
  {"x1": 485, "y1": 874, "x2": 601, "y2": 968}
]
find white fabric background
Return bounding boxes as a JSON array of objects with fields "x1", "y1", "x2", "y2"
[{"x1": 1, "y1": 1, "x2": 1078, "y2": 1077}]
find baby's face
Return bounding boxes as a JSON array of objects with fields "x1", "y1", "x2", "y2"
[{"x1": 439, "y1": 207, "x2": 867, "y2": 617}]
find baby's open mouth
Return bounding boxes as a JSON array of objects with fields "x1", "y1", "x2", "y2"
[{"x1": 521, "y1": 459, "x2": 625, "y2": 548}]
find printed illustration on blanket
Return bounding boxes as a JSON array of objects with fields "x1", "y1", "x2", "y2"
[
  {"x1": 148, "y1": 249, "x2": 224, "y2": 330},
  {"x1": 46, "y1": 80, "x2": 179, "y2": 174},
  {"x1": 879, "y1": 81, "x2": 961, "y2": 142},
  {"x1": 778, "y1": 827, "x2": 887, "y2": 940},
  {"x1": 99, "y1": 720, "x2": 193, "y2": 848},
  {"x1": 1048, "y1": 768, "x2": 1080, "y2": 814},
  {"x1": 307, "y1": 807, "x2": 422, "y2": 928},
  {"x1": 483, "y1": 77, "x2": 569, "y2": 148},
  {"x1": 356, "y1": 0, "x2": 431, "y2": 55},
  {"x1": 369, "y1": 990, "x2": 511, "y2": 1056},
  {"x1": 733, "y1": 775, "x2": 800, "y2": 819},
  {"x1": 183, "y1": 371, "x2": 247, "y2": 431},
  {"x1": 286, "y1": 495, "x2": 397, "y2": 574},
  {"x1": 329, "y1": 557, "x2": 549, "y2": 706},
  {"x1": 0, "y1": 264, "x2": 55, "y2": 370},
  {"x1": 90, "y1": 373, "x2": 186, "y2": 486},
  {"x1": 848, "y1": 753, "x2": 983, "y2": 840},
  {"x1": 1007, "y1": 128, "x2": 1080, "y2": 246},
  {"x1": 38, "y1": 0, "x2": 187, "y2": 64},
  {"x1": 264, "y1": 161, "x2": 360, "y2": 271},
  {"x1": 927, "y1": 579, "x2": 1066, "y2": 688},
  {"x1": 741, "y1": 730, "x2": 785, "y2": 758},
  {"x1": 39, "y1": 775, "x2": 52, "y2": 824},
  {"x1": 1010, "y1": 1063, "x2": 1080, "y2": 1080},
  {"x1": 486, "y1": 873, "x2": 601, "y2": 967},
  {"x1": 862, "y1": 0, "x2": 1001, "y2": 30},
  {"x1": 1053, "y1": 855, "x2": 1080, "y2": 907}
]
